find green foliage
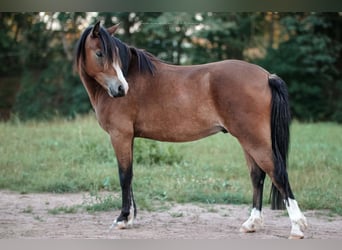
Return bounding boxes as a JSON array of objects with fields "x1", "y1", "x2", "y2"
[
  {"x1": 13, "y1": 63, "x2": 91, "y2": 120},
  {"x1": 188, "y1": 13, "x2": 261, "y2": 63},
  {"x1": 48, "y1": 205, "x2": 79, "y2": 215},
  {"x1": 1, "y1": 13, "x2": 91, "y2": 121},
  {"x1": 134, "y1": 138, "x2": 183, "y2": 165},
  {"x1": 137, "y1": 12, "x2": 192, "y2": 64},
  {"x1": 83, "y1": 192, "x2": 122, "y2": 212},
  {"x1": 255, "y1": 13, "x2": 342, "y2": 122}
]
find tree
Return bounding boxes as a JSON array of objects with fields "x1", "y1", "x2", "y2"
[
  {"x1": 0, "y1": 13, "x2": 37, "y2": 120},
  {"x1": 255, "y1": 13, "x2": 342, "y2": 122},
  {"x1": 187, "y1": 13, "x2": 265, "y2": 64},
  {"x1": 11, "y1": 12, "x2": 91, "y2": 120},
  {"x1": 2, "y1": 12, "x2": 340, "y2": 122}
]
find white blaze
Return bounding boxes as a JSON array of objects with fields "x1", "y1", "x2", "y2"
[{"x1": 113, "y1": 61, "x2": 129, "y2": 94}]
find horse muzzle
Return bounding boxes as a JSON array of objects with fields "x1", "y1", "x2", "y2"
[
  {"x1": 106, "y1": 77, "x2": 129, "y2": 98},
  {"x1": 108, "y1": 84, "x2": 126, "y2": 98}
]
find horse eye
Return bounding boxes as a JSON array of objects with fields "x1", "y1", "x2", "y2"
[{"x1": 95, "y1": 51, "x2": 103, "y2": 58}]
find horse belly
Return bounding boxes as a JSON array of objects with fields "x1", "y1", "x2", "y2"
[
  {"x1": 137, "y1": 125, "x2": 223, "y2": 142},
  {"x1": 135, "y1": 112, "x2": 223, "y2": 142}
]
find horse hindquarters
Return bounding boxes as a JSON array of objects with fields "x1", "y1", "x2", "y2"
[{"x1": 226, "y1": 73, "x2": 307, "y2": 238}]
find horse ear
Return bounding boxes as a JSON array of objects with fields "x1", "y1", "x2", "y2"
[
  {"x1": 91, "y1": 21, "x2": 101, "y2": 38},
  {"x1": 107, "y1": 23, "x2": 120, "y2": 35}
]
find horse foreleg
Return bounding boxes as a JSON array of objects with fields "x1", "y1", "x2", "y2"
[
  {"x1": 111, "y1": 166, "x2": 136, "y2": 229},
  {"x1": 240, "y1": 151, "x2": 265, "y2": 233},
  {"x1": 109, "y1": 133, "x2": 136, "y2": 229}
]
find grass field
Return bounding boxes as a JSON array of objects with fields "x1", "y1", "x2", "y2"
[{"x1": 0, "y1": 114, "x2": 341, "y2": 214}]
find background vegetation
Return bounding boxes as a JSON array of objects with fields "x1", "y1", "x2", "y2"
[
  {"x1": 0, "y1": 115, "x2": 341, "y2": 214},
  {"x1": 0, "y1": 12, "x2": 341, "y2": 122},
  {"x1": 0, "y1": 13, "x2": 341, "y2": 214}
]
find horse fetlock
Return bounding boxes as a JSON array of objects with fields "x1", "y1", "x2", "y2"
[
  {"x1": 289, "y1": 227, "x2": 304, "y2": 239},
  {"x1": 112, "y1": 219, "x2": 128, "y2": 229}
]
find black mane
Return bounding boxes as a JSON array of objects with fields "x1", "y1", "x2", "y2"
[
  {"x1": 75, "y1": 26, "x2": 92, "y2": 69},
  {"x1": 75, "y1": 25, "x2": 157, "y2": 77}
]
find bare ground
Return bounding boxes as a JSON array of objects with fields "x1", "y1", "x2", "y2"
[{"x1": 0, "y1": 190, "x2": 341, "y2": 239}]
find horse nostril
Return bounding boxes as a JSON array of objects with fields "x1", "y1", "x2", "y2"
[{"x1": 118, "y1": 85, "x2": 124, "y2": 94}]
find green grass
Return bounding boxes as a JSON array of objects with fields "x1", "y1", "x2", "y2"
[
  {"x1": 0, "y1": 114, "x2": 341, "y2": 214},
  {"x1": 48, "y1": 205, "x2": 80, "y2": 215}
]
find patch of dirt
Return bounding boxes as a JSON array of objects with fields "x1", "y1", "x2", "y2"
[{"x1": 0, "y1": 190, "x2": 341, "y2": 239}]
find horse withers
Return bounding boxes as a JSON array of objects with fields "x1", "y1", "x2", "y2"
[{"x1": 75, "y1": 21, "x2": 307, "y2": 239}]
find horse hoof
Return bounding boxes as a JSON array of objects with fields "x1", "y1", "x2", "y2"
[
  {"x1": 116, "y1": 220, "x2": 129, "y2": 229},
  {"x1": 288, "y1": 234, "x2": 304, "y2": 239},
  {"x1": 240, "y1": 220, "x2": 263, "y2": 233},
  {"x1": 288, "y1": 215, "x2": 307, "y2": 239},
  {"x1": 240, "y1": 216, "x2": 263, "y2": 233},
  {"x1": 239, "y1": 226, "x2": 256, "y2": 233},
  {"x1": 110, "y1": 219, "x2": 129, "y2": 230}
]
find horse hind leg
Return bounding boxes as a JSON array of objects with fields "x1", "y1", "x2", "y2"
[
  {"x1": 245, "y1": 145, "x2": 307, "y2": 239},
  {"x1": 240, "y1": 150, "x2": 266, "y2": 233}
]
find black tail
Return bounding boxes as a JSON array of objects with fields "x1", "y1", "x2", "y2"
[{"x1": 268, "y1": 74, "x2": 292, "y2": 210}]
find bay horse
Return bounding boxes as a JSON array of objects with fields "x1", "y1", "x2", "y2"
[{"x1": 75, "y1": 21, "x2": 307, "y2": 239}]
